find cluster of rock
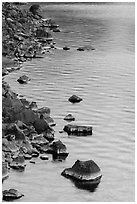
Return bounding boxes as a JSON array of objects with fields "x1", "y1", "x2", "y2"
[
  {"x1": 2, "y1": 78, "x2": 69, "y2": 200},
  {"x1": 2, "y1": 2, "x2": 59, "y2": 76},
  {"x1": 2, "y1": 3, "x2": 101, "y2": 200}
]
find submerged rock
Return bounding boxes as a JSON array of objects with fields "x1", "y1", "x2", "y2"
[
  {"x1": 64, "y1": 124, "x2": 92, "y2": 136},
  {"x1": 64, "y1": 114, "x2": 75, "y2": 121},
  {"x1": 68, "y1": 95, "x2": 82, "y2": 103},
  {"x1": 3, "y1": 189, "x2": 24, "y2": 201},
  {"x1": 61, "y1": 160, "x2": 102, "y2": 190},
  {"x1": 17, "y1": 75, "x2": 30, "y2": 84},
  {"x1": 77, "y1": 45, "x2": 95, "y2": 51}
]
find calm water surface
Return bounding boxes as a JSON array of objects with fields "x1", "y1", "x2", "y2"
[{"x1": 3, "y1": 3, "x2": 135, "y2": 202}]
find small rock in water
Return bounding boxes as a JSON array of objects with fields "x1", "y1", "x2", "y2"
[
  {"x1": 77, "y1": 45, "x2": 95, "y2": 51},
  {"x1": 63, "y1": 46, "x2": 70, "y2": 51},
  {"x1": 3, "y1": 189, "x2": 24, "y2": 201},
  {"x1": 64, "y1": 124, "x2": 92, "y2": 136},
  {"x1": 64, "y1": 114, "x2": 75, "y2": 121},
  {"x1": 77, "y1": 47, "x2": 84, "y2": 51},
  {"x1": 68, "y1": 95, "x2": 82, "y2": 103},
  {"x1": 30, "y1": 160, "x2": 36, "y2": 164},
  {"x1": 40, "y1": 155, "x2": 49, "y2": 160},
  {"x1": 17, "y1": 75, "x2": 30, "y2": 84},
  {"x1": 59, "y1": 130, "x2": 64, "y2": 133},
  {"x1": 24, "y1": 154, "x2": 32, "y2": 160}
]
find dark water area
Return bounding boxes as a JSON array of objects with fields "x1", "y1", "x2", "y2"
[{"x1": 3, "y1": 3, "x2": 135, "y2": 202}]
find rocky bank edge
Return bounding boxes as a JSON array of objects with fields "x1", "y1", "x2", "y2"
[
  {"x1": 2, "y1": 1, "x2": 67, "y2": 187},
  {"x1": 2, "y1": 2, "x2": 101, "y2": 200}
]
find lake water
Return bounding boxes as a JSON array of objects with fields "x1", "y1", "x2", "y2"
[{"x1": 3, "y1": 3, "x2": 135, "y2": 202}]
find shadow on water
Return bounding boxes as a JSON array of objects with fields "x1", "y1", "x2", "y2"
[
  {"x1": 72, "y1": 179, "x2": 100, "y2": 192},
  {"x1": 62, "y1": 174, "x2": 101, "y2": 192}
]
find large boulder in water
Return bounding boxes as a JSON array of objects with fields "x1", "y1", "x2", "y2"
[
  {"x1": 68, "y1": 95, "x2": 82, "y2": 103},
  {"x1": 63, "y1": 124, "x2": 92, "y2": 136},
  {"x1": 61, "y1": 160, "x2": 102, "y2": 190},
  {"x1": 3, "y1": 189, "x2": 24, "y2": 201}
]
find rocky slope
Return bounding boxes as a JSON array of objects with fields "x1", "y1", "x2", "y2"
[{"x1": 2, "y1": 2, "x2": 66, "y2": 189}]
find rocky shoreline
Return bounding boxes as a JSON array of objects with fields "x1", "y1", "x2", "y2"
[{"x1": 2, "y1": 3, "x2": 101, "y2": 201}]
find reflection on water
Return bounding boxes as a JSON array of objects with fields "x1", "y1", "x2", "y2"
[{"x1": 3, "y1": 3, "x2": 135, "y2": 202}]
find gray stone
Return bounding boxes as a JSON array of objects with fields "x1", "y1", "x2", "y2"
[
  {"x1": 17, "y1": 75, "x2": 30, "y2": 84},
  {"x1": 61, "y1": 160, "x2": 102, "y2": 187},
  {"x1": 64, "y1": 114, "x2": 75, "y2": 121},
  {"x1": 64, "y1": 124, "x2": 92, "y2": 136},
  {"x1": 68, "y1": 95, "x2": 82, "y2": 103},
  {"x1": 3, "y1": 189, "x2": 24, "y2": 201}
]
